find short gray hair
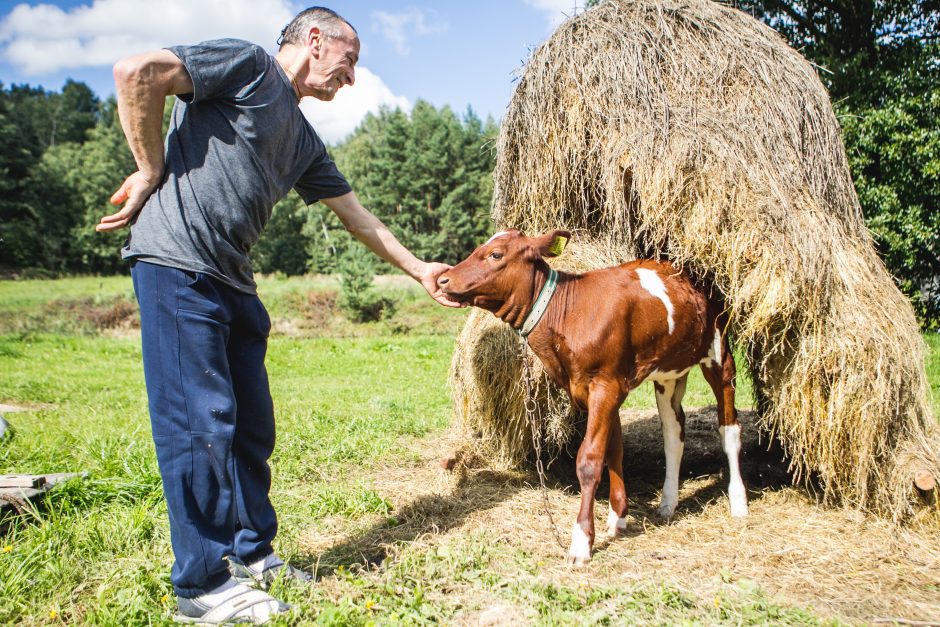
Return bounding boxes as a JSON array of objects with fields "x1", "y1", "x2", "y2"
[{"x1": 278, "y1": 7, "x2": 356, "y2": 48}]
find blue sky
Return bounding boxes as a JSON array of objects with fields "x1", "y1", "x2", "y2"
[{"x1": 0, "y1": 0, "x2": 583, "y2": 142}]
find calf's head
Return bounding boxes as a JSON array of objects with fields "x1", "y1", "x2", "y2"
[{"x1": 438, "y1": 229, "x2": 570, "y2": 327}]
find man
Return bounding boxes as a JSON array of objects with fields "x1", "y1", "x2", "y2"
[{"x1": 97, "y1": 7, "x2": 460, "y2": 624}]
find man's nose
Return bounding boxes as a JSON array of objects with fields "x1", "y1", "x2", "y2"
[{"x1": 346, "y1": 67, "x2": 355, "y2": 86}]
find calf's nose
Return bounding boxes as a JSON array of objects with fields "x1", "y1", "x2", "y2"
[{"x1": 437, "y1": 275, "x2": 450, "y2": 288}]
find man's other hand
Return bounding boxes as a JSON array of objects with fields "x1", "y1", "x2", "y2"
[
  {"x1": 421, "y1": 262, "x2": 466, "y2": 308},
  {"x1": 96, "y1": 171, "x2": 159, "y2": 232}
]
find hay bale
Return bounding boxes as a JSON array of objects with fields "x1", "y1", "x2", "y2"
[
  {"x1": 449, "y1": 308, "x2": 573, "y2": 468},
  {"x1": 452, "y1": 0, "x2": 938, "y2": 519}
]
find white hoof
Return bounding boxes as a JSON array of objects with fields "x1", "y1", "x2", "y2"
[
  {"x1": 606, "y1": 507, "x2": 627, "y2": 537},
  {"x1": 567, "y1": 523, "x2": 592, "y2": 565},
  {"x1": 729, "y1": 484, "x2": 749, "y2": 517},
  {"x1": 656, "y1": 501, "x2": 677, "y2": 519}
]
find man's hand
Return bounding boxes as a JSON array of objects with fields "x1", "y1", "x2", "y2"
[
  {"x1": 96, "y1": 171, "x2": 159, "y2": 232},
  {"x1": 420, "y1": 262, "x2": 466, "y2": 308}
]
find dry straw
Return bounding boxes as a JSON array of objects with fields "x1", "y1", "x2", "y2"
[{"x1": 450, "y1": 0, "x2": 939, "y2": 519}]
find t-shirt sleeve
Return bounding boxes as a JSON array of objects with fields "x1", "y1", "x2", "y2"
[
  {"x1": 294, "y1": 134, "x2": 353, "y2": 204},
  {"x1": 167, "y1": 39, "x2": 265, "y2": 104}
]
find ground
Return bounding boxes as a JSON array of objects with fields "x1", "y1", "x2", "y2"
[
  {"x1": 0, "y1": 274, "x2": 938, "y2": 625},
  {"x1": 304, "y1": 407, "x2": 940, "y2": 625}
]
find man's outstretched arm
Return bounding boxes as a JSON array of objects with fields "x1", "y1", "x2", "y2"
[
  {"x1": 96, "y1": 49, "x2": 194, "y2": 232},
  {"x1": 322, "y1": 191, "x2": 465, "y2": 308}
]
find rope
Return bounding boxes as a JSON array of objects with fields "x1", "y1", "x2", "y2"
[{"x1": 517, "y1": 333, "x2": 568, "y2": 551}]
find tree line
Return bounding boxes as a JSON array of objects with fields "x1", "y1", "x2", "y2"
[
  {"x1": 1, "y1": 0, "x2": 937, "y2": 325},
  {"x1": 0, "y1": 85, "x2": 497, "y2": 278}
]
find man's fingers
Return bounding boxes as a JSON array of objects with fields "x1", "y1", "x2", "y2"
[
  {"x1": 96, "y1": 201, "x2": 141, "y2": 231},
  {"x1": 96, "y1": 220, "x2": 127, "y2": 232},
  {"x1": 431, "y1": 289, "x2": 466, "y2": 309},
  {"x1": 436, "y1": 297, "x2": 466, "y2": 309},
  {"x1": 110, "y1": 185, "x2": 129, "y2": 206},
  {"x1": 99, "y1": 204, "x2": 134, "y2": 223},
  {"x1": 96, "y1": 209, "x2": 130, "y2": 231}
]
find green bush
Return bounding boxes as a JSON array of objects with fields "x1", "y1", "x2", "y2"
[{"x1": 337, "y1": 247, "x2": 394, "y2": 322}]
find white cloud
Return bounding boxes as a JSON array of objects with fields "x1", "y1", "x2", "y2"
[
  {"x1": 371, "y1": 7, "x2": 447, "y2": 56},
  {"x1": 0, "y1": 0, "x2": 293, "y2": 74},
  {"x1": 523, "y1": 0, "x2": 582, "y2": 27},
  {"x1": 299, "y1": 66, "x2": 410, "y2": 145},
  {"x1": 0, "y1": 0, "x2": 413, "y2": 144}
]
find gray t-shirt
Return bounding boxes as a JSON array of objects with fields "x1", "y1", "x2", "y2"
[{"x1": 122, "y1": 38, "x2": 352, "y2": 293}]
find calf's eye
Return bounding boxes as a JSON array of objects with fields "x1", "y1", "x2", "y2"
[{"x1": 490, "y1": 251, "x2": 503, "y2": 260}]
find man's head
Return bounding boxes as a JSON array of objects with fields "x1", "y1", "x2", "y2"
[{"x1": 279, "y1": 7, "x2": 359, "y2": 101}]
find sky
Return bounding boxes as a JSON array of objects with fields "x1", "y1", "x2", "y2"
[{"x1": 0, "y1": 0, "x2": 586, "y2": 143}]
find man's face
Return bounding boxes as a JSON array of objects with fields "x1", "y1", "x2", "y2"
[{"x1": 308, "y1": 23, "x2": 359, "y2": 101}]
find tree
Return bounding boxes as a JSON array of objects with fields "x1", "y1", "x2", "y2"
[
  {"x1": 329, "y1": 101, "x2": 497, "y2": 267},
  {"x1": 732, "y1": 0, "x2": 937, "y2": 103},
  {"x1": 5, "y1": 80, "x2": 98, "y2": 152},
  {"x1": 0, "y1": 84, "x2": 42, "y2": 271},
  {"x1": 251, "y1": 191, "x2": 313, "y2": 276},
  {"x1": 838, "y1": 51, "x2": 940, "y2": 324},
  {"x1": 0, "y1": 80, "x2": 102, "y2": 272},
  {"x1": 67, "y1": 97, "x2": 139, "y2": 273}
]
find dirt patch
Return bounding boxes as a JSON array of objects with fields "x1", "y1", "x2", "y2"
[
  {"x1": 302, "y1": 290, "x2": 340, "y2": 329},
  {"x1": 301, "y1": 407, "x2": 940, "y2": 623},
  {"x1": 41, "y1": 297, "x2": 139, "y2": 334}
]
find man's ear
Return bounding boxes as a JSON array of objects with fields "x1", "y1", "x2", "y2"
[
  {"x1": 532, "y1": 230, "x2": 571, "y2": 258},
  {"x1": 308, "y1": 26, "x2": 323, "y2": 53}
]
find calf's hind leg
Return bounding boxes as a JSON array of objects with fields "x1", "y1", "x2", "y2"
[
  {"x1": 654, "y1": 375, "x2": 688, "y2": 519},
  {"x1": 701, "y1": 336, "x2": 749, "y2": 517}
]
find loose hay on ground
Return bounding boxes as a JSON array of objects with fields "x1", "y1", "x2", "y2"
[
  {"x1": 300, "y1": 417, "x2": 940, "y2": 624},
  {"x1": 451, "y1": 0, "x2": 939, "y2": 520}
]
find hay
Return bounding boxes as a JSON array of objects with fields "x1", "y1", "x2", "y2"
[
  {"x1": 299, "y1": 421, "x2": 940, "y2": 624},
  {"x1": 451, "y1": 0, "x2": 939, "y2": 519},
  {"x1": 449, "y1": 308, "x2": 575, "y2": 468}
]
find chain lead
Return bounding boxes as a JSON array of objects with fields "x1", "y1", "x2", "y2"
[{"x1": 517, "y1": 333, "x2": 568, "y2": 551}]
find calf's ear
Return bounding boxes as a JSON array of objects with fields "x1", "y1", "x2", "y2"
[{"x1": 532, "y1": 230, "x2": 571, "y2": 258}]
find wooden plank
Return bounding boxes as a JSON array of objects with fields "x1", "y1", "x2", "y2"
[
  {"x1": 0, "y1": 473, "x2": 85, "y2": 514},
  {"x1": 0, "y1": 475, "x2": 46, "y2": 489}
]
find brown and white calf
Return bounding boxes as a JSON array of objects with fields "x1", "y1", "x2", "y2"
[{"x1": 439, "y1": 229, "x2": 748, "y2": 565}]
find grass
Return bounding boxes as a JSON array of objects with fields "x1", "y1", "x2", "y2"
[{"x1": 0, "y1": 275, "x2": 935, "y2": 625}]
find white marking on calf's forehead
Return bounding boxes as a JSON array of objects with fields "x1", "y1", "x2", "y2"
[
  {"x1": 636, "y1": 268, "x2": 675, "y2": 334},
  {"x1": 484, "y1": 231, "x2": 511, "y2": 245}
]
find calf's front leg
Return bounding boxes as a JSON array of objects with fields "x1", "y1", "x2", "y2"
[
  {"x1": 605, "y1": 417, "x2": 629, "y2": 537},
  {"x1": 567, "y1": 382, "x2": 623, "y2": 566}
]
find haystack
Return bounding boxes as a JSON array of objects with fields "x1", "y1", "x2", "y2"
[{"x1": 450, "y1": 0, "x2": 938, "y2": 519}]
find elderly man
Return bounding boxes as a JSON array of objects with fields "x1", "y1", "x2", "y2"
[{"x1": 97, "y1": 7, "x2": 458, "y2": 623}]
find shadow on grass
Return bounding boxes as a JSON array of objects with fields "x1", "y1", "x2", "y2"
[{"x1": 297, "y1": 467, "x2": 528, "y2": 576}]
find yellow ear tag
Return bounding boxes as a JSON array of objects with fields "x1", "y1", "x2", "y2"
[{"x1": 548, "y1": 235, "x2": 568, "y2": 256}]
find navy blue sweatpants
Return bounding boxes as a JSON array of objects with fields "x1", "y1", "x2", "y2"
[{"x1": 132, "y1": 261, "x2": 278, "y2": 598}]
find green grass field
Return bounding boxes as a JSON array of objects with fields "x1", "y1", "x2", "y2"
[{"x1": 0, "y1": 275, "x2": 936, "y2": 625}]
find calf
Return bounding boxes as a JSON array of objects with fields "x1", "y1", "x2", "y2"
[{"x1": 438, "y1": 229, "x2": 748, "y2": 565}]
